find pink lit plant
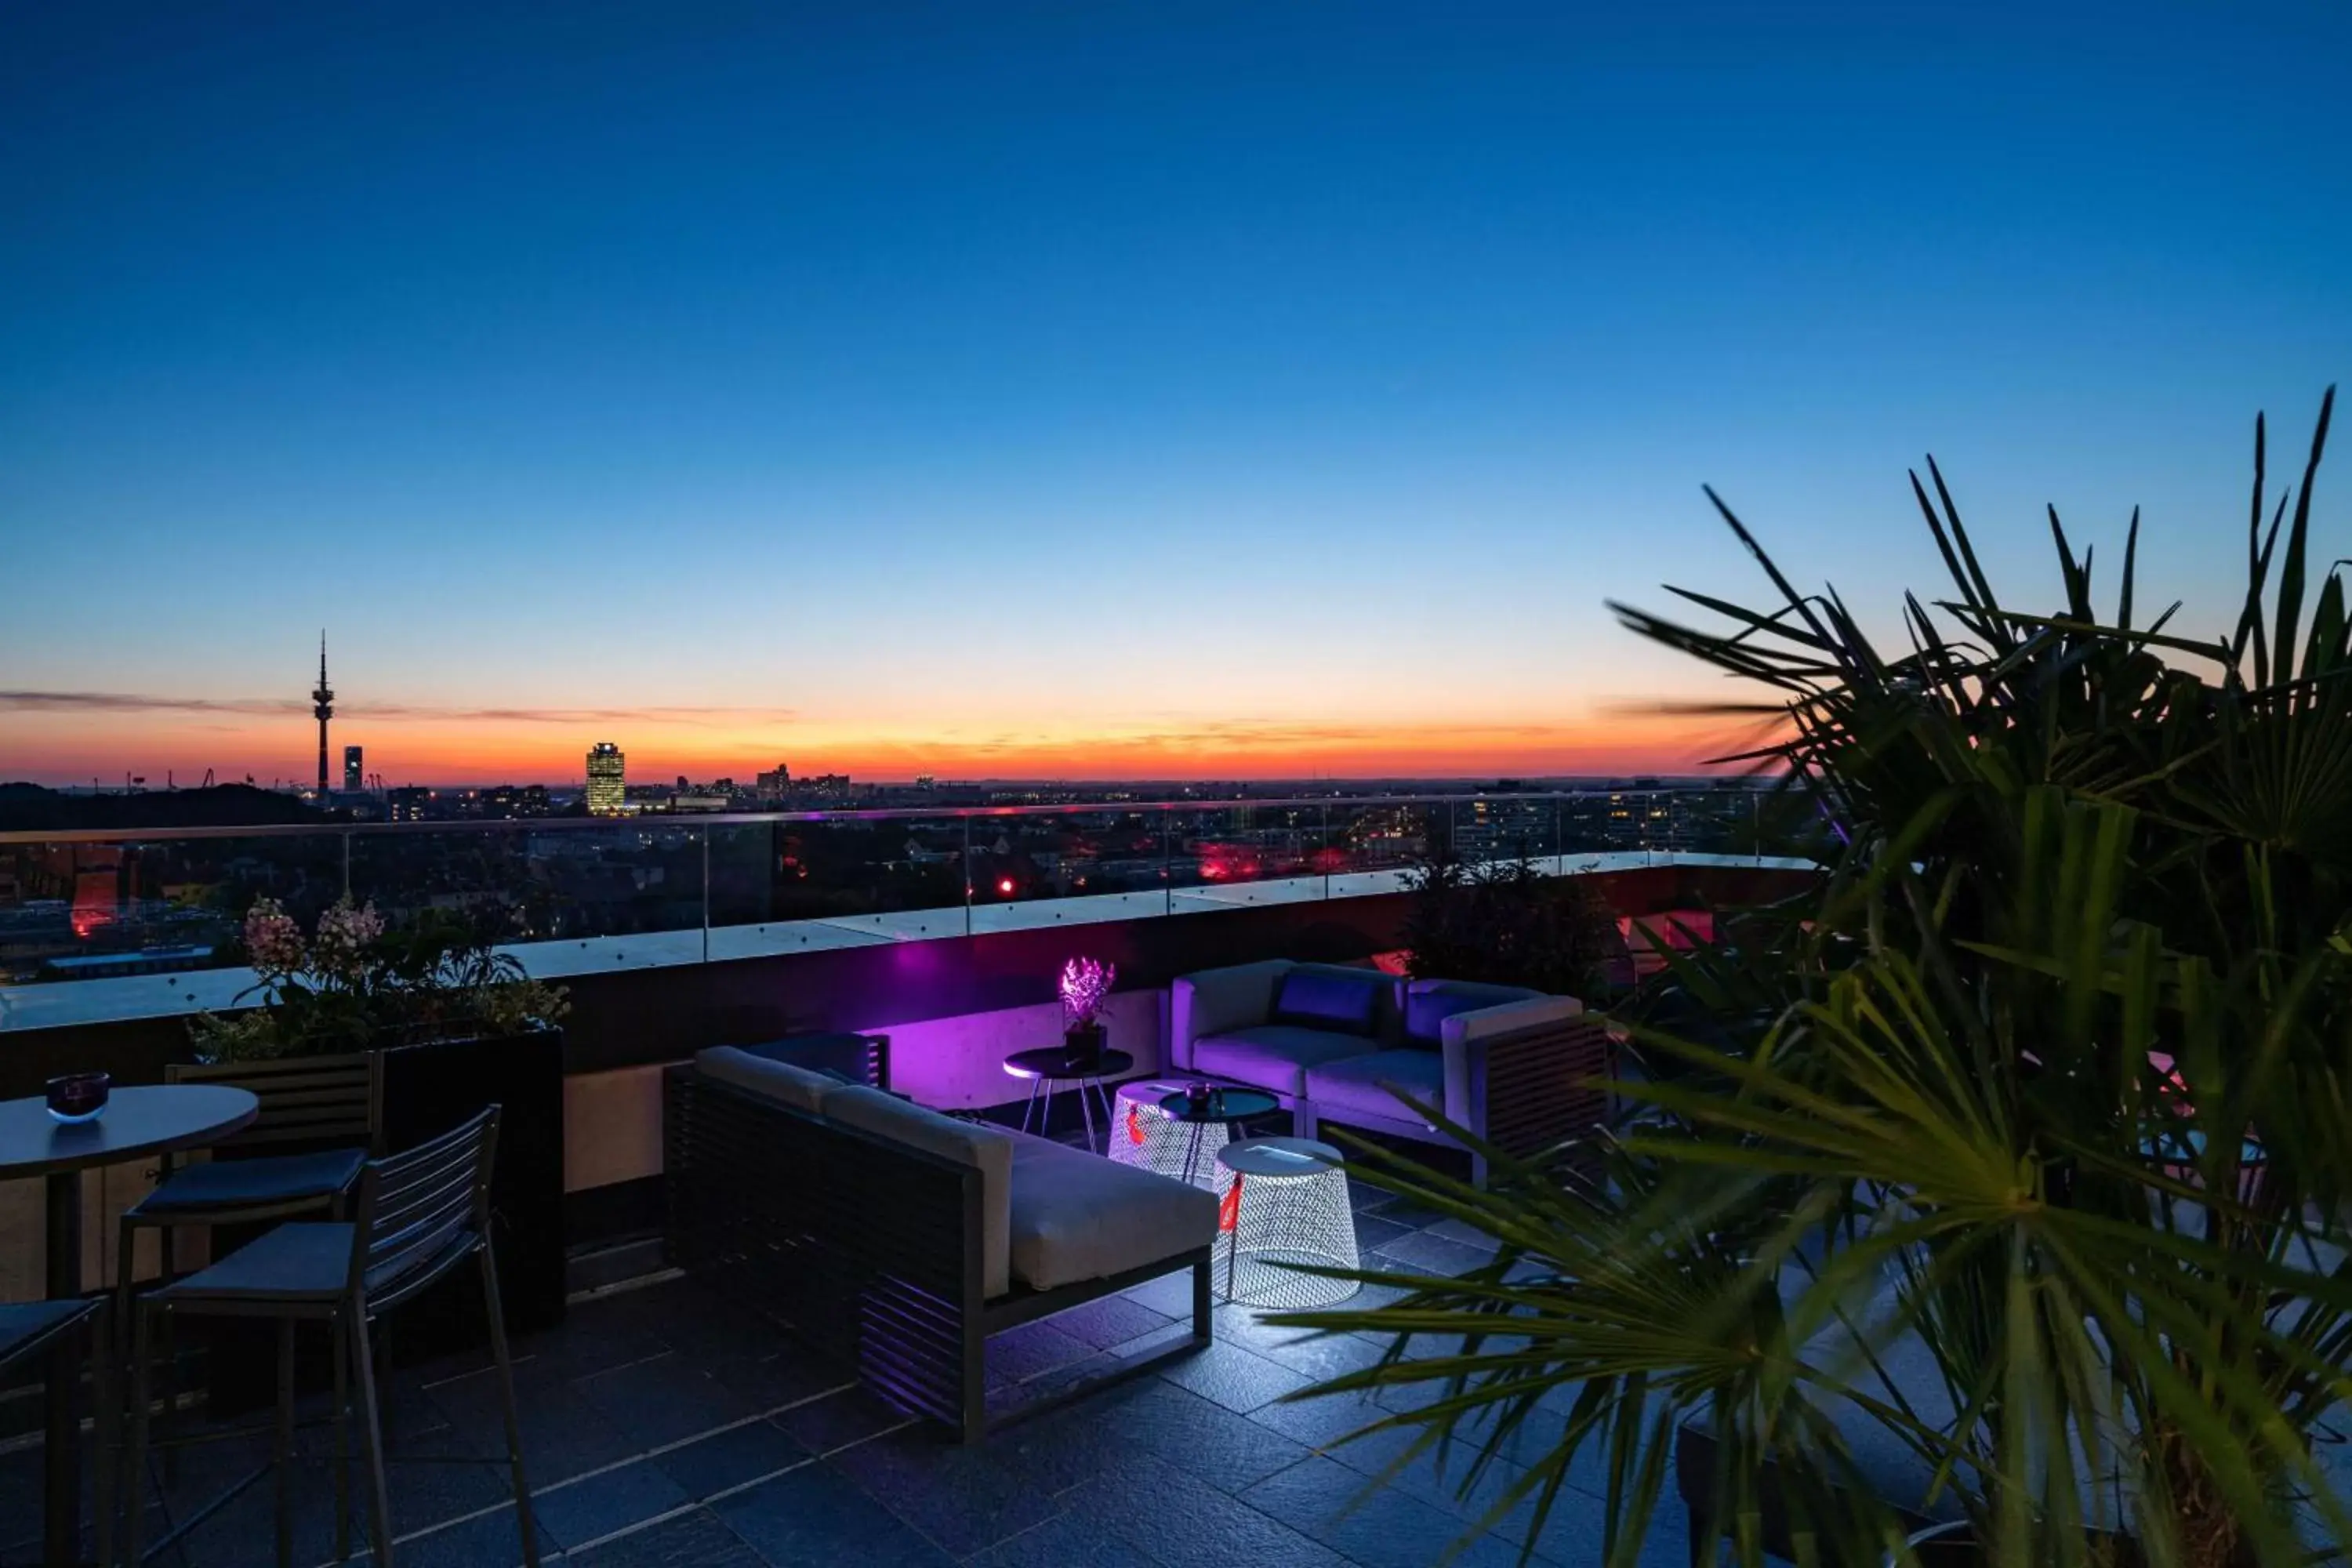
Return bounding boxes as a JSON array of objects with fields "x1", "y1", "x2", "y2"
[{"x1": 1058, "y1": 956, "x2": 1115, "y2": 1032}]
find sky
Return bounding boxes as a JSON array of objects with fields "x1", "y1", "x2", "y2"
[{"x1": 2, "y1": 2, "x2": 2348, "y2": 787}]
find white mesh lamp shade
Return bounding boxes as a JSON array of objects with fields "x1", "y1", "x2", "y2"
[
  {"x1": 1212, "y1": 1137, "x2": 1359, "y2": 1310},
  {"x1": 1109, "y1": 1081, "x2": 1228, "y2": 1188}
]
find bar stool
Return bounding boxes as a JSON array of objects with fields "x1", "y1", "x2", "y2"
[
  {"x1": 0, "y1": 1298, "x2": 115, "y2": 1568},
  {"x1": 122, "y1": 1106, "x2": 536, "y2": 1568},
  {"x1": 115, "y1": 1055, "x2": 379, "y2": 1479}
]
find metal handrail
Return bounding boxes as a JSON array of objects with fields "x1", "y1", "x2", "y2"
[{"x1": 0, "y1": 784, "x2": 1757, "y2": 846}]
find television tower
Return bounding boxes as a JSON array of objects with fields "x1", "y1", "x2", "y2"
[{"x1": 312, "y1": 632, "x2": 335, "y2": 796}]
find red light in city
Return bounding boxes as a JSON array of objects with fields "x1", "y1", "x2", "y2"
[{"x1": 997, "y1": 877, "x2": 1015, "y2": 895}]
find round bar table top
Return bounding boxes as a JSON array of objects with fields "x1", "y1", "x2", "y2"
[{"x1": 0, "y1": 1084, "x2": 260, "y2": 1179}]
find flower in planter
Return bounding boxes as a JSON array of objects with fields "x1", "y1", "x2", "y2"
[
  {"x1": 243, "y1": 898, "x2": 307, "y2": 976},
  {"x1": 193, "y1": 899, "x2": 565, "y2": 1064},
  {"x1": 1058, "y1": 956, "x2": 1115, "y2": 1030}
]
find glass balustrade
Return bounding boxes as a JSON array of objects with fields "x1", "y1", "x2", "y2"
[{"x1": 0, "y1": 788, "x2": 1802, "y2": 1029}]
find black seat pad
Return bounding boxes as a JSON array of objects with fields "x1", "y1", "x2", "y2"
[{"x1": 132, "y1": 1147, "x2": 367, "y2": 1215}]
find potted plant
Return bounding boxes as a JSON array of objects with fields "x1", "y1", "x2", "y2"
[
  {"x1": 1399, "y1": 844, "x2": 1624, "y2": 996},
  {"x1": 190, "y1": 898, "x2": 571, "y2": 1334},
  {"x1": 1271, "y1": 390, "x2": 2352, "y2": 1566},
  {"x1": 1058, "y1": 955, "x2": 1115, "y2": 1065}
]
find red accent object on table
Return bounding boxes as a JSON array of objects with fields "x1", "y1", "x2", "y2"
[
  {"x1": 1218, "y1": 1175, "x2": 1243, "y2": 1232},
  {"x1": 1127, "y1": 1106, "x2": 1147, "y2": 1145}
]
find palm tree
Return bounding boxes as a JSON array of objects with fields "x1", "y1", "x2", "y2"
[{"x1": 1272, "y1": 391, "x2": 2352, "y2": 1567}]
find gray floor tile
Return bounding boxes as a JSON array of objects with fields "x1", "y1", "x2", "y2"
[
  {"x1": 653, "y1": 1417, "x2": 814, "y2": 1501},
  {"x1": 710, "y1": 1464, "x2": 957, "y2": 1566},
  {"x1": 1242, "y1": 1453, "x2": 1557, "y2": 1568},
  {"x1": 1060, "y1": 1377, "x2": 1312, "y2": 1494},
  {"x1": 1076, "y1": 1451, "x2": 1350, "y2": 1568},
  {"x1": 560, "y1": 1505, "x2": 766, "y2": 1567},
  {"x1": 966, "y1": 1509, "x2": 1159, "y2": 1566},
  {"x1": 826, "y1": 1427, "x2": 1065, "y2": 1556},
  {"x1": 1044, "y1": 1292, "x2": 1176, "y2": 1350},
  {"x1": 534, "y1": 1457, "x2": 693, "y2": 1549},
  {"x1": 577, "y1": 1351, "x2": 765, "y2": 1450},
  {"x1": 1118, "y1": 1270, "x2": 1199, "y2": 1318},
  {"x1": 985, "y1": 1319, "x2": 1098, "y2": 1388},
  {"x1": 771, "y1": 1383, "x2": 915, "y2": 1455},
  {"x1": 1153, "y1": 1338, "x2": 1312, "y2": 1414},
  {"x1": 1380, "y1": 1229, "x2": 1503, "y2": 1276},
  {"x1": 393, "y1": 1499, "x2": 560, "y2": 1568}
]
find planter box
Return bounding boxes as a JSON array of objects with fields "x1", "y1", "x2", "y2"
[
  {"x1": 378, "y1": 1026, "x2": 567, "y2": 1340},
  {"x1": 189, "y1": 1028, "x2": 565, "y2": 1409}
]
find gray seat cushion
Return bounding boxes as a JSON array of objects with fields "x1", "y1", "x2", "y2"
[
  {"x1": 1192, "y1": 1025, "x2": 1377, "y2": 1097},
  {"x1": 1006, "y1": 1133, "x2": 1217, "y2": 1293},
  {"x1": 1402, "y1": 979, "x2": 1543, "y2": 1047},
  {"x1": 1303, "y1": 1050, "x2": 1446, "y2": 1125}
]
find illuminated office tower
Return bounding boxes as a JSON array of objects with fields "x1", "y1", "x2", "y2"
[
  {"x1": 586, "y1": 742, "x2": 627, "y2": 816},
  {"x1": 344, "y1": 746, "x2": 364, "y2": 791}
]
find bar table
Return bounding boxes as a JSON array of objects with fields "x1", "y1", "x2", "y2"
[{"x1": 0, "y1": 1083, "x2": 258, "y2": 1566}]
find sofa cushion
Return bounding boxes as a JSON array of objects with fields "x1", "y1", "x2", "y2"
[
  {"x1": 695, "y1": 1046, "x2": 848, "y2": 1115},
  {"x1": 1005, "y1": 1132, "x2": 1216, "y2": 1291},
  {"x1": 1193, "y1": 1025, "x2": 1377, "y2": 1098},
  {"x1": 1402, "y1": 979, "x2": 1543, "y2": 1047},
  {"x1": 1270, "y1": 966, "x2": 1386, "y2": 1036},
  {"x1": 1305, "y1": 1050, "x2": 1446, "y2": 1126},
  {"x1": 823, "y1": 1087, "x2": 1014, "y2": 1299}
]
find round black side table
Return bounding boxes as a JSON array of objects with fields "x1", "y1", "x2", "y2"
[
  {"x1": 1157, "y1": 1087, "x2": 1281, "y2": 1186},
  {"x1": 1002, "y1": 1045, "x2": 1135, "y2": 1151}
]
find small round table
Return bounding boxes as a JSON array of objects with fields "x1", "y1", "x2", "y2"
[
  {"x1": 1002, "y1": 1045, "x2": 1136, "y2": 1150},
  {"x1": 1158, "y1": 1087, "x2": 1281, "y2": 1186},
  {"x1": 0, "y1": 1083, "x2": 259, "y2": 1567},
  {"x1": 1109, "y1": 1081, "x2": 1224, "y2": 1188},
  {"x1": 1212, "y1": 1136, "x2": 1360, "y2": 1310}
]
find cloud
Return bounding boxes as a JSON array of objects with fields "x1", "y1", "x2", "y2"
[{"x1": 0, "y1": 691, "x2": 793, "y2": 726}]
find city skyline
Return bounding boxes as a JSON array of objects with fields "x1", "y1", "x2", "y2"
[{"x1": 4, "y1": 5, "x2": 2347, "y2": 787}]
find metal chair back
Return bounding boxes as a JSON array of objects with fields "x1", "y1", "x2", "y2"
[
  {"x1": 166, "y1": 1051, "x2": 383, "y2": 1156},
  {"x1": 346, "y1": 1105, "x2": 500, "y2": 1307}
]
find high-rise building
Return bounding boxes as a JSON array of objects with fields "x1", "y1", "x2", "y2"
[
  {"x1": 586, "y1": 742, "x2": 627, "y2": 816},
  {"x1": 343, "y1": 745, "x2": 364, "y2": 792},
  {"x1": 755, "y1": 764, "x2": 790, "y2": 803},
  {"x1": 311, "y1": 633, "x2": 334, "y2": 796}
]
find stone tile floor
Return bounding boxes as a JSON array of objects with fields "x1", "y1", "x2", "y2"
[{"x1": 3, "y1": 1178, "x2": 1697, "y2": 1568}]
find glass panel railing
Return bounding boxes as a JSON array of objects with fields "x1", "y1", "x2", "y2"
[
  {"x1": 349, "y1": 822, "x2": 710, "y2": 978},
  {"x1": 1165, "y1": 801, "x2": 1326, "y2": 912},
  {"x1": 965, "y1": 808, "x2": 1169, "y2": 935},
  {"x1": 2, "y1": 789, "x2": 1804, "y2": 1029}
]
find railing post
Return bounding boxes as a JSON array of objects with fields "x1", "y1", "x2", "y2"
[
  {"x1": 1163, "y1": 812, "x2": 1174, "y2": 916},
  {"x1": 1321, "y1": 800, "x2": 1330, "y2": 901},
  {"x1": 963, "y1": 816, "x2": 973, "y2": 938},
  {"x1": 701, "y1": 827, "x2": 711, "y2": 964}
]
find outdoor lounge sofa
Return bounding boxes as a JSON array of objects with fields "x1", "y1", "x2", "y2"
[
  {"x1": 664, "y1": 1045, "x2": 1217, "y2": 1443},
  {"x1": 1169, "y1": 960, "x2": 1613, "y2": 1182}
]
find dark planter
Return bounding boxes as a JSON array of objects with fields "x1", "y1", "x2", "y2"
[
  {"x1": 378, "y1": 1026, "x2": 567, "y2": 1342},
  {"x1": 1062, "y1": 1022, "x2": 1107, "y2": 1066},
  {"x1": 195, "y1": 1028, "x2": 564, "y2": 1410}
]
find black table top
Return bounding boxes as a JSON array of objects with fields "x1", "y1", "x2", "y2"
[
  {"x1": 1160, "y1": 1087, "x2": 1280, "y2": 1123},
  {"x1": 0, "y1": 1083, "x2": 260, "y2": 1179},
  {"x1": 1002, "y1": 1046, "x2": 1137, "y2": 1080}
]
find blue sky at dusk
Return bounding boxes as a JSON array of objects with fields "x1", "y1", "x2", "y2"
[{"x1": 3, "y1": 2, "x2": 2347, "y2": 784}]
